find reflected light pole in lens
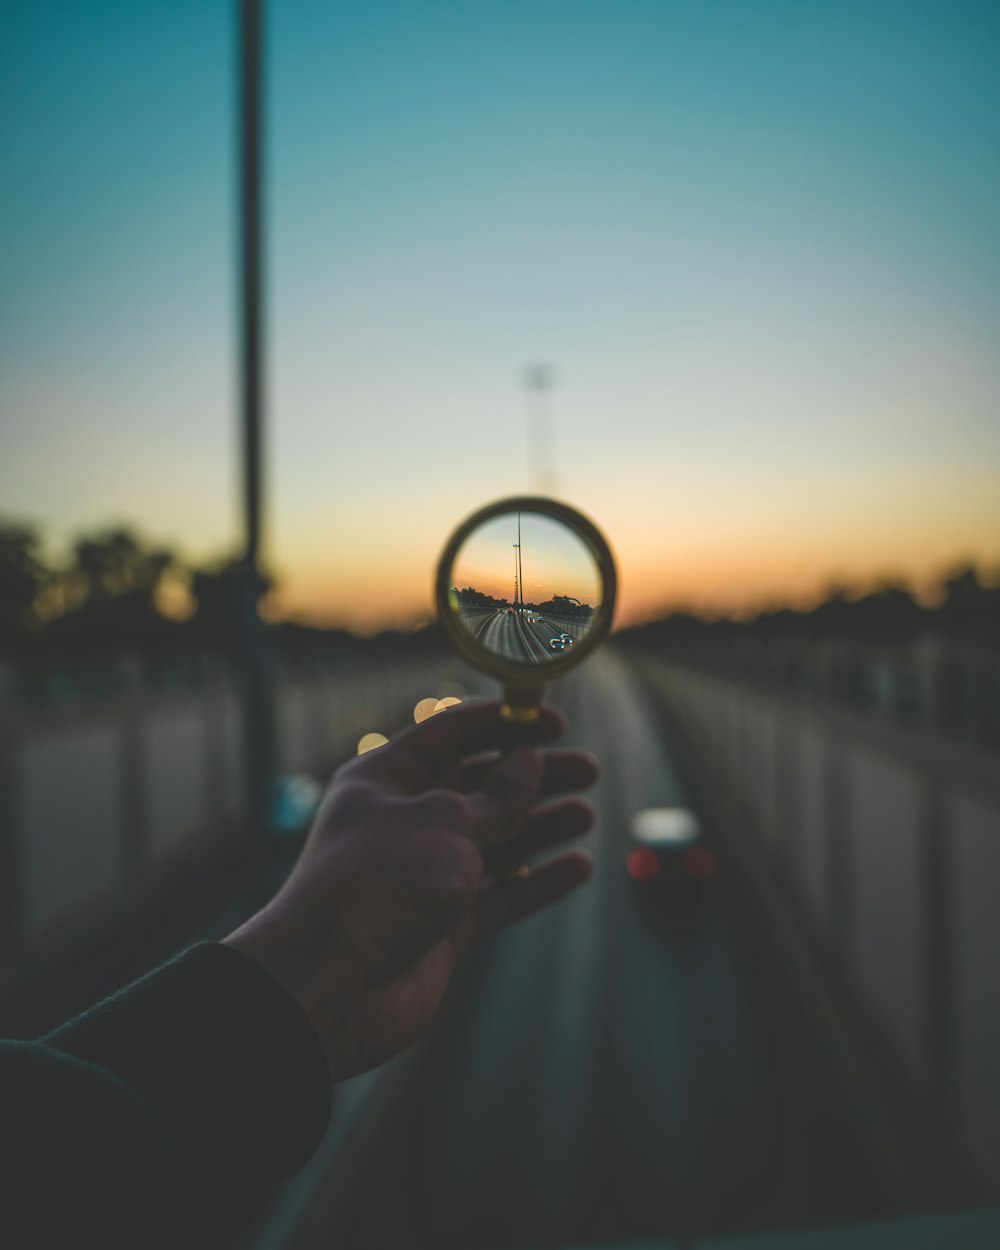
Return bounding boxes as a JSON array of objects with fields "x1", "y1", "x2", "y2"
[{"x1": 516, "y1": 511, "x2": 524, "y2": 611}]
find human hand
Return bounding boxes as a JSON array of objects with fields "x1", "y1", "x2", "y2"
[{"x1": 224, "y1": 700, "x2": 597, "y2": 1081}]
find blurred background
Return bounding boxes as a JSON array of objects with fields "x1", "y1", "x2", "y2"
[{"x1": 1, "y1": 2, "x2": 998, "y2": 1247}]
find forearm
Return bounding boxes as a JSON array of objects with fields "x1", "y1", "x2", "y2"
[
  {"x1": 32, "y1": 943, "x2": 332, "y2": 1247},
  {"x1": 223, "y1": 896, "x2": 364, "y2": 1055}
]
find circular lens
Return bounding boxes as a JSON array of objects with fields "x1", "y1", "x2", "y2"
[{"x1": 439, "y1": 502, "x2": 611, "y2": 670}]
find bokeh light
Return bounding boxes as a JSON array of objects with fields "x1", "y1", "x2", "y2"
[
  {"x1": 626, "y1": 848, "x2": 660, "y2": 882},
  {"x1": 357, "y1": 732, "x2": 388, "y2": 754},
  {"x1": 413, "y1": 698, "x2": 441, "y2": 723}
]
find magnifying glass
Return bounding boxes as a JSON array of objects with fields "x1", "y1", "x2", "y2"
[{"x1": 435, "y1": 496, "x2": 617, "y2": 722}]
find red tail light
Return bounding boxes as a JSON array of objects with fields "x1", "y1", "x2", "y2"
[{"x1": 627, "y1": 848, "x2": 660, "y2": 881}]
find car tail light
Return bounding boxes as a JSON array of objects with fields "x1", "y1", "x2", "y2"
[{"x1": 627, "y1": 848, "x2": 660, "y2": 881}]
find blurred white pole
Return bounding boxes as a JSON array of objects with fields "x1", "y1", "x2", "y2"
[{"x1": 523, "y1": 362, "x2": 557, "y2": 495}]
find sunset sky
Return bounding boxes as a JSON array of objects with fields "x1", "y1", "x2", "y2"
[
  {"x1": 452, "y1": 511, "x2": 604, "y2": 609},
  {"x1": 2, "y1": 1, "x2": 998, "y2": 632}
]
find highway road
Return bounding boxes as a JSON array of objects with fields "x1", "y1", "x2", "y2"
[
  {"x1": 459, "y1": 607, "x2": 589, "y2": 664},
  {"x1": 280, "y1": 649, "x2": 882, "y2": 1250}
]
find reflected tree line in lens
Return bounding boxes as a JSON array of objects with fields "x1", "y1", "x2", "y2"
[{"x1": 453, "y1": 586, "x2": 596, "y2": 622}]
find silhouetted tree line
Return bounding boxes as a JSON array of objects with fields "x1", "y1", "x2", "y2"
[
  {"x1": 5, "y1": 517, "x2": 994, "y2": 680},
  {"x1": 453, "y1": 586, "x2": 595, "y2": 619},
  {"x1": 0, "y1": 520, "x2": 247, "y2": 662},
  {"x1": 535, "y1": 594, "x2": 595, "y2": 620},
  {"x1": 454, "y1": 587, "x2": 506, "y2": 609},
  {"x1": 621, "y1": 564, "x2": 1000, "y2": 652},
  {"x1": 0, "y1": 518, "x2": 445, "y2": 675}
]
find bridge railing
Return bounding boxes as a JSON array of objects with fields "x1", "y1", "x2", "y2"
[
  {"x1": 639, "y1": 649, "x2": 1000, "y2": 1198},
  {"x1": 688, "y1": 635, "x2": 1000, "y2": 749},
  {"x1": 0, "y1": 651, "x2": 466, "y2": 997}
]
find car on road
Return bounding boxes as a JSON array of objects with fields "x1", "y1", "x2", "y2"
[
  {"x1": 548, "y1": 637, "x2": 569, "y2": 650},
  {"x1": 625, "y1": 806, "x2": 716, "y2": 927},
  {"x1": 559, "y1": 632, "x2": 575, "y2": 645}
]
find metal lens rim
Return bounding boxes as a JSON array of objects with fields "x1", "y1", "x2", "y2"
[{"x1": 434, "y1": 495, "x2": 617, "y2": 686}]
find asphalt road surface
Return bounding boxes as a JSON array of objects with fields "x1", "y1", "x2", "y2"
[
  {"x1": 285, "y1": 649, "x2": 880, "y2": 1250},
  {"x1": 460, "y1": 607, "x2": 589, "y2": 664}
]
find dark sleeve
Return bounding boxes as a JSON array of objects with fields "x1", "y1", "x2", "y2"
[{"x1": 3, "y1": 942, "x2": 332, "y2": 1249}]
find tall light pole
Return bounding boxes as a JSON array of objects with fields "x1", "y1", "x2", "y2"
[
  {"x1": 517, "y1": 510, "x2": 524, "y2": 610},
  {"x1": 238, "y1": 0, "x2": 274, "y2": 850},
  {"x1": 523, "y1": 362, "x2": 557, "y2": 494}
]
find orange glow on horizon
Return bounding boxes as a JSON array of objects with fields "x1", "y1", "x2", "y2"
[
  {"x1": 266, "y1": 536, "x2": 998, "y2": 634},
  {"x1": 261, "y1": 459, "x2": 1000, "y2": 633}
]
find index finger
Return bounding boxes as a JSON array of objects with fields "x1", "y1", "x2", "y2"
[{"x1": 360, "y1": 700, "x2": 566, "y2": 793}]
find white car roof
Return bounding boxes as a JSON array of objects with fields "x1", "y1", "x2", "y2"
[{"x1": 630, "y1": 806, "x2": 700, "y2": 846}]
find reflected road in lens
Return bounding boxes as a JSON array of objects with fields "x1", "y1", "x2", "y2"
[{"x1": 456, "y1": 602, "x2": 594, "y2": 665}]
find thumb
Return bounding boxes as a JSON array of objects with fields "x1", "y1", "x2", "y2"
[{"x1": 467, "y1": 747, "x2": 543, "y2": 847}]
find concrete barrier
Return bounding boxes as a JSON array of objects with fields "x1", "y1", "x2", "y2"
[
  {"x1": 0, "y1": 653, "x2": 468, "y2": 982},
  {"x1": 642, "y1": 657, "x2": 1000, "y2": 1195}
]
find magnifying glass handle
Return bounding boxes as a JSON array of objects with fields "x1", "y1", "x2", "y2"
[
  {"x1": 500, "y1": 683, "x2": 544, "y2": 724},
  {"x1": 496, "y1": 684, "x2": 547, "y2": 765}
]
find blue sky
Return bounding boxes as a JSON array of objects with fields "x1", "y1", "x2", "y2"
[{"x1": 2, "y1": 1, "x2": 998, "y2": 626}]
